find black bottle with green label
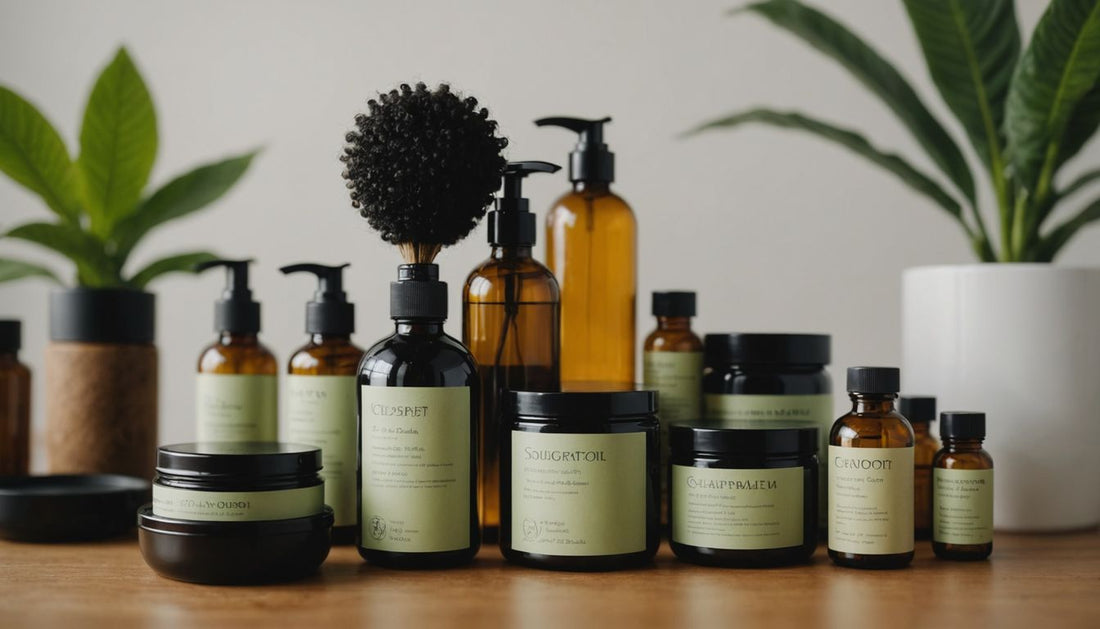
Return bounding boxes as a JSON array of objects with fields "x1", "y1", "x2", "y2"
[{"x1": 357, "y1": 264, "x2": 480, "y2": 568}]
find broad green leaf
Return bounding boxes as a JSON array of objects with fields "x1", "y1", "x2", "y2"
[
  {"x1": 738, "y1": 0, "x2": 975, "y2": 204},
  {"x1": 78, "y1": 47, "x2": 157, "y2": 236},
  {"x1": 6, "y1": 222, "x2": 117, "y2": 286},
  {"x1": 1054, "y1": 81, "x2": 1100, "y2": 168},
  {"x1": 1037, "y1": 194, "x2": 1100, "y2": 261},
  {"x1": 127, "y1": 250, "x2": 217, "y2": 289},
  {"x1": 0, "y1": 256, "x2": 61, "y2": 284},
  {"x1": 1005, "y1": 0, "x2": 1100, "y2": 198},
  {"x1": 0, "y1": 86, "x2": 81, "y2": 222},
  {"x1": 903, "y1": 0, "x2": 1020, "y2": 172},
  {"x1": 688, "y1": 109, "x2": 964, "y2": 220},
  {"x1": 111, "y1": 151, "x2": 258, "y2": 262}
]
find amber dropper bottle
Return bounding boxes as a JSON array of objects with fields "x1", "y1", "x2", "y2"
[
  {"x1": 0, "y1": 320, "x2": 31, "y2": 475},
  {"x1": 933, "y1": 412, "x2": 993, "y2": 560},
  {"x1": 463, "y1": 161, "x2": 561, "y2": 542},
  {"x1": 281, "y1": 263, "x2": 364, "y2": 545},
  {"x1": 899, "y1": 395, "x2": 938, "y2": 539}
]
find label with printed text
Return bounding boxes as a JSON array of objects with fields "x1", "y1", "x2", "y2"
[
  {"x1": 828, "y1": 445, "x2": 914, "y2": 555},
  {"x1": 933, "y1": 468, "x2": 993, "y2": 545}
]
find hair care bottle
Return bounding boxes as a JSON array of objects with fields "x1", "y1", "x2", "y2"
[
  {"x1": 281, "y1": 263, "x2": 364, "y2": 545},
  {"x1": 0, "y1": 320, "x2": 31, "y2": 475},
  {"x1": 933, "y1": 412, "x2": 993, "y2": 560},
  {"x1": 195, "y1": 259, "x2": 277, "y2": 442},
  {"x1": 358, "y1": 264, "x2": 479, "y2": 568},
  {"x1": 535, "y1": 116, "x2": 635, "y2": 385},
  {"x1": 463, "y1": 161, "x2": 561, "y2": 542}
]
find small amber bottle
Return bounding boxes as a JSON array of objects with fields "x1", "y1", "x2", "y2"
[
  {"x1": 828, "y1": 367, "x2": 914, "y2": 569},
  {"x1": 899, "y1": 396, "x2": 939, "y2": 539},
  {"x1": 0, "y1": 320, "x2": 31, "y2": 476},
  {"x1": 933, "y1": 412, "x2": 993, "y2": 561}
]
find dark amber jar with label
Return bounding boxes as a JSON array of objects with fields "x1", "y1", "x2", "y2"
[
  {"x1": 501, "y1": 384, "x2": 659, "y2": 571},
  {"x1": 669, "y1": 422, "x2": 818, "y2": 567}
]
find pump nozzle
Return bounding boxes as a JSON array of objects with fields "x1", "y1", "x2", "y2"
[
  {"x1": 534, "y1": 116, "x2": 614, "y2": 183},
  {"x1": 280, "y1": 263, "x2": 355, "y2": 335},
  {"x1": 490, "y1": 160, "x2": 560, "y2": 246},
  {"x1": 195, "y1": 258, "x2": 261, "y2": 334}
]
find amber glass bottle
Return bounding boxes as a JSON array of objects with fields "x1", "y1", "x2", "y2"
[
  {"x1": 828, "y1": 367, "x2": 914, "y2": 569},
  {"x1": 899, "y1": 396, "x2": 938, "y2": 539},
  {"x1": 464, "y1": 162, "x2": 561, "y2": 542},
  {"x1": 537, "y1": 117, "x2": 635, "y2": 384},
  {"x1": 933, "y1": 412, "x2": 993, "y2": 561},
  {"x1": 0, "y1": 321, "x2": 30, "y2": 476}
]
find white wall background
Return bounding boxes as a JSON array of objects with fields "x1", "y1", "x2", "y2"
[{"x1": 1, "y1": 0, "x2": 1097, "y2": 469}]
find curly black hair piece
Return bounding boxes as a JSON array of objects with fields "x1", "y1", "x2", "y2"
[{"x1": 341, "y1": 82, "x2": 508, "y2": 260}]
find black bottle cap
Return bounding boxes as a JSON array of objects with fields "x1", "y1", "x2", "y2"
[
  {"x1": 0, "y1": 320, "x2": 21, "y2": 352},
  {"x1": 846, "y1": 366, "x2": 900, "y2": 394},
  {"x1": 489, "y1": 160, "x2": 561, "y2": 247},
  {"x1": 652, "y1": 291, "x2": 696, "y2": 317},
  {"x1": 508, "y1": 382, "x2": 656, "y2": 418},
  {"x1": 195, "y1": 259, "x2": 261, "y2": 334},
  {"x1": 534, "y1": 116, "x2": 615, "y2": 183},
  {"x1": 48, "y1": 288, "x2": 155, "y2": 344},
  {"x1": 899, "y1": 396, "x2": 936, "y2": 423},
  {"x1": 156, "y1": 442, "x2": 322, "y2": 479},
  {"x1": 390, "y1": 264, "x2": 447, "y2": 320},
  {"x1": 280, "y1": 263, "x2": 355, "y2": 336},
  {"x1": 669, "y1": 421, "x2": 819, "y2": 456},
  {"x1": 939, "y1": 412, "x2": 986, "y2": 440},
  {"x1": 704, "y1": 333, "x2": 830, "y2": 366}
]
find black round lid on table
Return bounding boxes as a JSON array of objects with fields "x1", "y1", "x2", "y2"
[
  {"x1": 508, "y1": 383, "x2": 656, "y2": 418},
  {"x1": 156, "y1": 442, "x2": 322, "y2": 478},
  {"x1": 670, "y1": 421, "x2": 819, "y2": 456},
  {"x1": 704, "y1": 333, "x2": 831, "y2": 366},
  {"x1": 0, "y1": 474, "x2": 151, "y2": 542}
]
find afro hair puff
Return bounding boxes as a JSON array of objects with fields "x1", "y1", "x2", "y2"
[{"x1": 341, "y1": 82, "x2": 508, "y2": 247}]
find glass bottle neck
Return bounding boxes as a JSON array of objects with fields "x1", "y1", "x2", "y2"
[
  {"x1": 395, "y1": 320, "x2": 444, "y2": 335},
  {"x1": 309, "y1": 333, "x2": 351, "y2": 345},
  {"x1": 848, "y1": 393, "x2": 897, "y2": 414},
  {"x1": 656, "y1": 316, "x2": 693, "y2": 331},
  {"x1": 491, "y1": 245, "x2": 533, "y2": 260},
  {"x1": 219, "y1": 332, "x2": 259, "y2": 345},
  {"x1": 943, "y1": 438, "x2": 984, "y2": 452},
  {"x1": 573, "y1": 180, "x2": 610, "y2": 195}
]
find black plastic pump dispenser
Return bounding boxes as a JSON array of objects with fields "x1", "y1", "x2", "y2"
[
  {"x1": 489, "y1": 161, "x2": 561, "y2": 246},
  {"x1": 196, "y1": 259, "x2": 261, "y2": 334},
  {"x1": 280, "y1": 263, "x2": 355, "y2": 336},
  {"x1": 533, "y1": 117, "x2": 614, "y2": 183}
]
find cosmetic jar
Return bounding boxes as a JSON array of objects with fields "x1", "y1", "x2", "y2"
[
  {"x1": 669, "y1": 422, "x2": 818, "y2": 567},
  {"x1": 501, "y1": 384, "x2": 659, "y2": 571},
  {"x1": 138, "y1": 442, "x2": 333, "y2": 584}
]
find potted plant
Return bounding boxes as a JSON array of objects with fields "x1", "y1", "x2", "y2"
[
  {"x1": 0, "y1": 47, "x2": 256, "y2": 478},
  {"x1": 689, "y1": 0, "x2": 1100, "y2": 531}
]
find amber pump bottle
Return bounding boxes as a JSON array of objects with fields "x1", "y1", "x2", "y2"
[
  {"x1": 281, "y1": 263, "x2": 364, "y2": 545},
  {"x1": 536, "y1": 116, "x2": 635, "y2": 384},
  {"x1": 0, "y1": 320, "x2": 30, "y2": 476},
  {"x1": 828, "y1": 367, "x2": 914, "y2": 569},
  {"x1": 463, "y1": 161, "x2": 561, "y2": 542},
  {"x1": 195, "y1": 259, "x2": 278, "y2": 442},
  {"x1": 899, "y1": 395, "x2": 938, "y2": 539},
  {"x1": 933, "y1": 412, "x2": 993, "y2": 560}
]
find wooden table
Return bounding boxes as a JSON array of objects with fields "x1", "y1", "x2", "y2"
[{"x1": 1, "y1": 532, "x2": 1098, "y2": 627}]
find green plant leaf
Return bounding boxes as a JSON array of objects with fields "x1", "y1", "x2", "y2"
[
  {"x1": 1054, "y1": 81, "x2": 1100, "y2": 169},
  {"x1": 1060, "y1": 167, "x2": 1100, "y2": 200},
  {"x1": 0, "y1": 256, "x2": 61, "y2": 284},
  {"x1": 0, "y1": 86, "x2": 82, "y2": 223},
  {"x1": 126, "y1": 250, "x2": 217, "y2": 289},
  {"x1": 111, "y1": 150, "x2": 258, "y2": 262},
  {"x1": 5, "y1": 222, "x2": 117, "y2": 286},
  {"x1": 688, "y1": 109, "x2": 964, "y2": 221},
  {"x1": 1005, "y1": 0, "x2": 1100, "y2": 199},
  {"x1": 77, "y1": 47, "x2": 157, "y2": 236},
  {"x1": 903, "y1": 0, "x2": 1020, "y2": 172},
  {"x1": 737, "y1": 0, "x2": 976, "y2": 205},
  {"x1": 1036, "y1": 194, "x2": 1100, "y2": 261}
]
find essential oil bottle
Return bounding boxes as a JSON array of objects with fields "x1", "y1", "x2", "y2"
[
  {"x1": 899, "y1": 395, "x2": 938, "y2": 539},
  {"x1": 828, "y1": 367, "x2": 914, "y2": 569},
  {"x1": 357, "y1": 264, "x2": 479, "y2": 568},
  {"x1": 0, "y1": 320, "x2": 31, "y2": 476},
  {"x1": 933, "y1": 412, "x2": 993, "y2": 561}
]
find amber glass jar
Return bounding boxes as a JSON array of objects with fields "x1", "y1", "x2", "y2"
[
  {"x1": 899, "y1": 396, "x2": 938, "y2": 539},
  {"x1": 0, "y1": 321, "x2": 30, "y2": 476},
  {"x1": 933, "y1": 412, "x2": 993, "y2": 561}
]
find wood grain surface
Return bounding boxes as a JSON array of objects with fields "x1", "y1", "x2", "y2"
[{"x1": 1, "y1": 532, "x2": 1097, "y2": 628}]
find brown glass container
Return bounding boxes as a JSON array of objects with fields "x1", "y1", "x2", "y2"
[
  {"x1": 0, "y1": 321, "x2": 30, "y2": 476},
  {"x1": 899, "y1": 396, "x2": 939, "y2": 539},
  {"x1": 933, "y1": 412, "x2": 993, "y2": 561}
]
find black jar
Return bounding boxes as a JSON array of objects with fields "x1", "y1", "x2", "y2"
[
  {"x1": 669, "y1": 422, "x2": 818, "y2": 567},
  {"x1": 501, "y1": 385, "x2": 660, "y2": 571}
]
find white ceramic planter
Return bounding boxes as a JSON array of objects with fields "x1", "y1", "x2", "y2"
[{"x1": 902, "y1": 265, "x2": 1100, "y2": 532}]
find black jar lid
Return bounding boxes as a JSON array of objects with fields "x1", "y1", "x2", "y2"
[
  {"x1": 704, "y1": 333, "x2": 830, "y2": 366},
  {"x1": 940, "y1": 411, "x2": 986, "y2": 439},
  {"x1": 509, "y1": 382, "x2": 656, "y2": 418},
  {"x1": 670, "y1": 421, "x2": 819, "y2": 456},
  {"x1": 156, "y1": 442, "x2": 322, "y2": 479},
  {"x1": 899, "y1": 395, "x2": 936, "y2": 423}
]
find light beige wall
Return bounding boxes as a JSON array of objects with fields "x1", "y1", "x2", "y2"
[{"x1": 1, "y1": 0, "x2": 1096, "y2": 466}]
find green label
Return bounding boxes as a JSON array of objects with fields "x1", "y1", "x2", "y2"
[
  {"x1": 196, "y1": 373, "x2": 278, "y2": 442},
  {"x1": 360, "y1": 386, "x2": 471, "y2": 553},
  {"x1": 671, "y1": 465, "x2": 803, "y2": 550},
  {"x1": 286, "y1": 375, "x2": 358, "y2": 527},
  {"x1": 511, "y1": 431, "x2": 647, "y2": 556},
  {"x1": 828, "y1": 445, "x2": 914, "y2": 555},
  {"x1": 933, "y1": 468, "x2": 993, "y2": 545},
  {"x1": 152, "y1": 484, "x2": 322, "y2": 522},
  {"x1": 643, "y1": 351, "x2": 703, "y2": 423}
]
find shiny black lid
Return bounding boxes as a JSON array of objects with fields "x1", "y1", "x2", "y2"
[
  {"x1": 899, "y1": 396, "x2": 936, "y2": 423},
  {"x1": 508, "y1": 383, "x2": 656, "y2": 418},
  {"x1": 156, "y1": 442, "x2": 321, "y2": 478},
  {"x1": 670, "y1": 421, "x2": 819, "y2": 456},
  {"x1": 705, "y1": 333, "x2": 830, "y2": 366}
]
